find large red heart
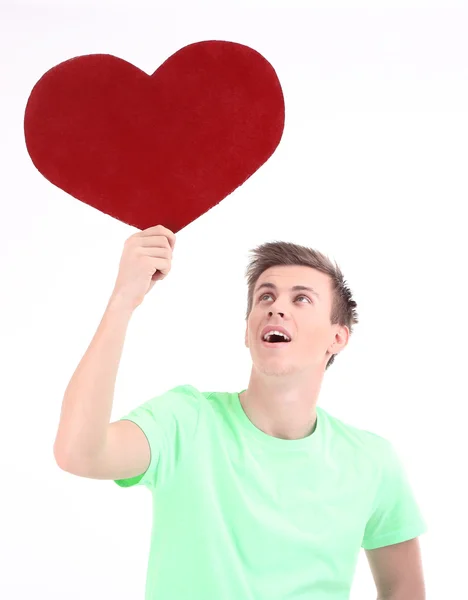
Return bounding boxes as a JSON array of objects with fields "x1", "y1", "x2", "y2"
[{"x1": 24, "y1": 41, "x2": 285, "y2": 232}]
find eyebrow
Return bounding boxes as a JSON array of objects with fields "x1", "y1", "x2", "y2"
[{"x1": 254, "y1": 282, "x2": 320, "y2": 300}]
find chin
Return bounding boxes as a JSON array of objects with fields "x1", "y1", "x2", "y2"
[{"x1": 255, "y1": 361, "x2": 298, "y2": 377}]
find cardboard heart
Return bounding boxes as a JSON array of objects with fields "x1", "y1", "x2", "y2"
[{"x1": 24, "y1": 41, "x2": 285, "y2": 232}]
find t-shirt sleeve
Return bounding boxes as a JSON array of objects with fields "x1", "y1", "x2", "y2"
[
  {"x1": 361, "y1": 439, "x2": 427, "y2": 550},
  {"x1": 113, "y1": 384, "x2": 201, "y2": 491}
]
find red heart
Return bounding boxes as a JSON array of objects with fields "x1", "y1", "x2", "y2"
[{"x1": 24, "y1": 41, "x2": 285, "y2": 232}]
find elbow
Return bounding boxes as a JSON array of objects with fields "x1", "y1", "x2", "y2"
[
  {"x1": 53, "y1": 440, "x2": 83, "y2": 475},
  {"x1": 53, "y1": 440, "x2": 100, "y2": 478},
  {"x1": 53, "y1": 441, "x2": 74, "y2": 473}
]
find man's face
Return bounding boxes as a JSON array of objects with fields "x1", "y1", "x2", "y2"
[{"x1": 245, "y1": 265, "x2": 348, "y2": 376}]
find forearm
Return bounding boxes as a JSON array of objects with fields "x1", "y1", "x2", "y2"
[
  {"x1": 377, "y1": 592, "x2": 425, "y2": 600},
  {"x1": 53, "y1": 295, "x2": 134, "y2": 470}
]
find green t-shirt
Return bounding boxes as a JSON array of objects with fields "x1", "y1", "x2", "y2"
[{"x1": 115, "y1": 385, "x2": 427, "y2": 600}]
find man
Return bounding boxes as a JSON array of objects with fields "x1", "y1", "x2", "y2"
[{"x1": 54, "y1": 224, "x2": 427, "y2": 600}]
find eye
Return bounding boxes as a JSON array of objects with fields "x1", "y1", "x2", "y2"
[{"x1": 259, "y1": 293, "x2": 312, "y2": 304}]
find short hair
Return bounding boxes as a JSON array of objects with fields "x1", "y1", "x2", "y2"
[{"x1": 245, "y1": 241, "x2": 359, "y2": 369}]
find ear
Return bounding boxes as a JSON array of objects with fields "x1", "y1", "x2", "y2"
[{"x1": 328, "y1": 325, "x2": 349, "y2": 356}]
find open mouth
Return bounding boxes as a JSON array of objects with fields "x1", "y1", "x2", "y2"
[{"x1": 262, "y1": 332, "x2": 291, "y2": 345}]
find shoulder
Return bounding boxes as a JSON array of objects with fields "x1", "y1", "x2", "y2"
[
  {"x1": 164, "y1": 386, "x2": 230, "y2": 404},
  {"x1": 134, "y1": 384, "x2": 206, "y2": 421},
  {"x1": 146, "y1": 385, "x2": 230, "y2": 414},
  {"x1": 318, "y1": 406, "x2": 395, "y2": 463}
]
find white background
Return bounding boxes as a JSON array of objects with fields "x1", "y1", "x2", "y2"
[{"x1": 1, "y1": 1, "x2": 467, "y2": 598}]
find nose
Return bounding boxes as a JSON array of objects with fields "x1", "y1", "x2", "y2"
[{"x1": 268, "y1": 311, "x2": 285, "y2": 318}]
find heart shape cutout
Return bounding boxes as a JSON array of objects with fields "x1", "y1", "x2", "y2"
[{"x1": 24, "y1": 41, "x2": 285, "y2": 232}]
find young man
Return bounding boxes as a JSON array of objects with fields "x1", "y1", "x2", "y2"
[{"x1": 54, "y1": 225, "x2": 427, "y2": 600}]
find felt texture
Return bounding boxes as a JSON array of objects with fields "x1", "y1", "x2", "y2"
[{"x1": 24, "y1": 40, "x2": 285, "y2": 232}]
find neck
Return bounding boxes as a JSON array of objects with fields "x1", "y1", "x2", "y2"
[{"x1": 240, "y1": 367, "x2": 325, "y2": 440}]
